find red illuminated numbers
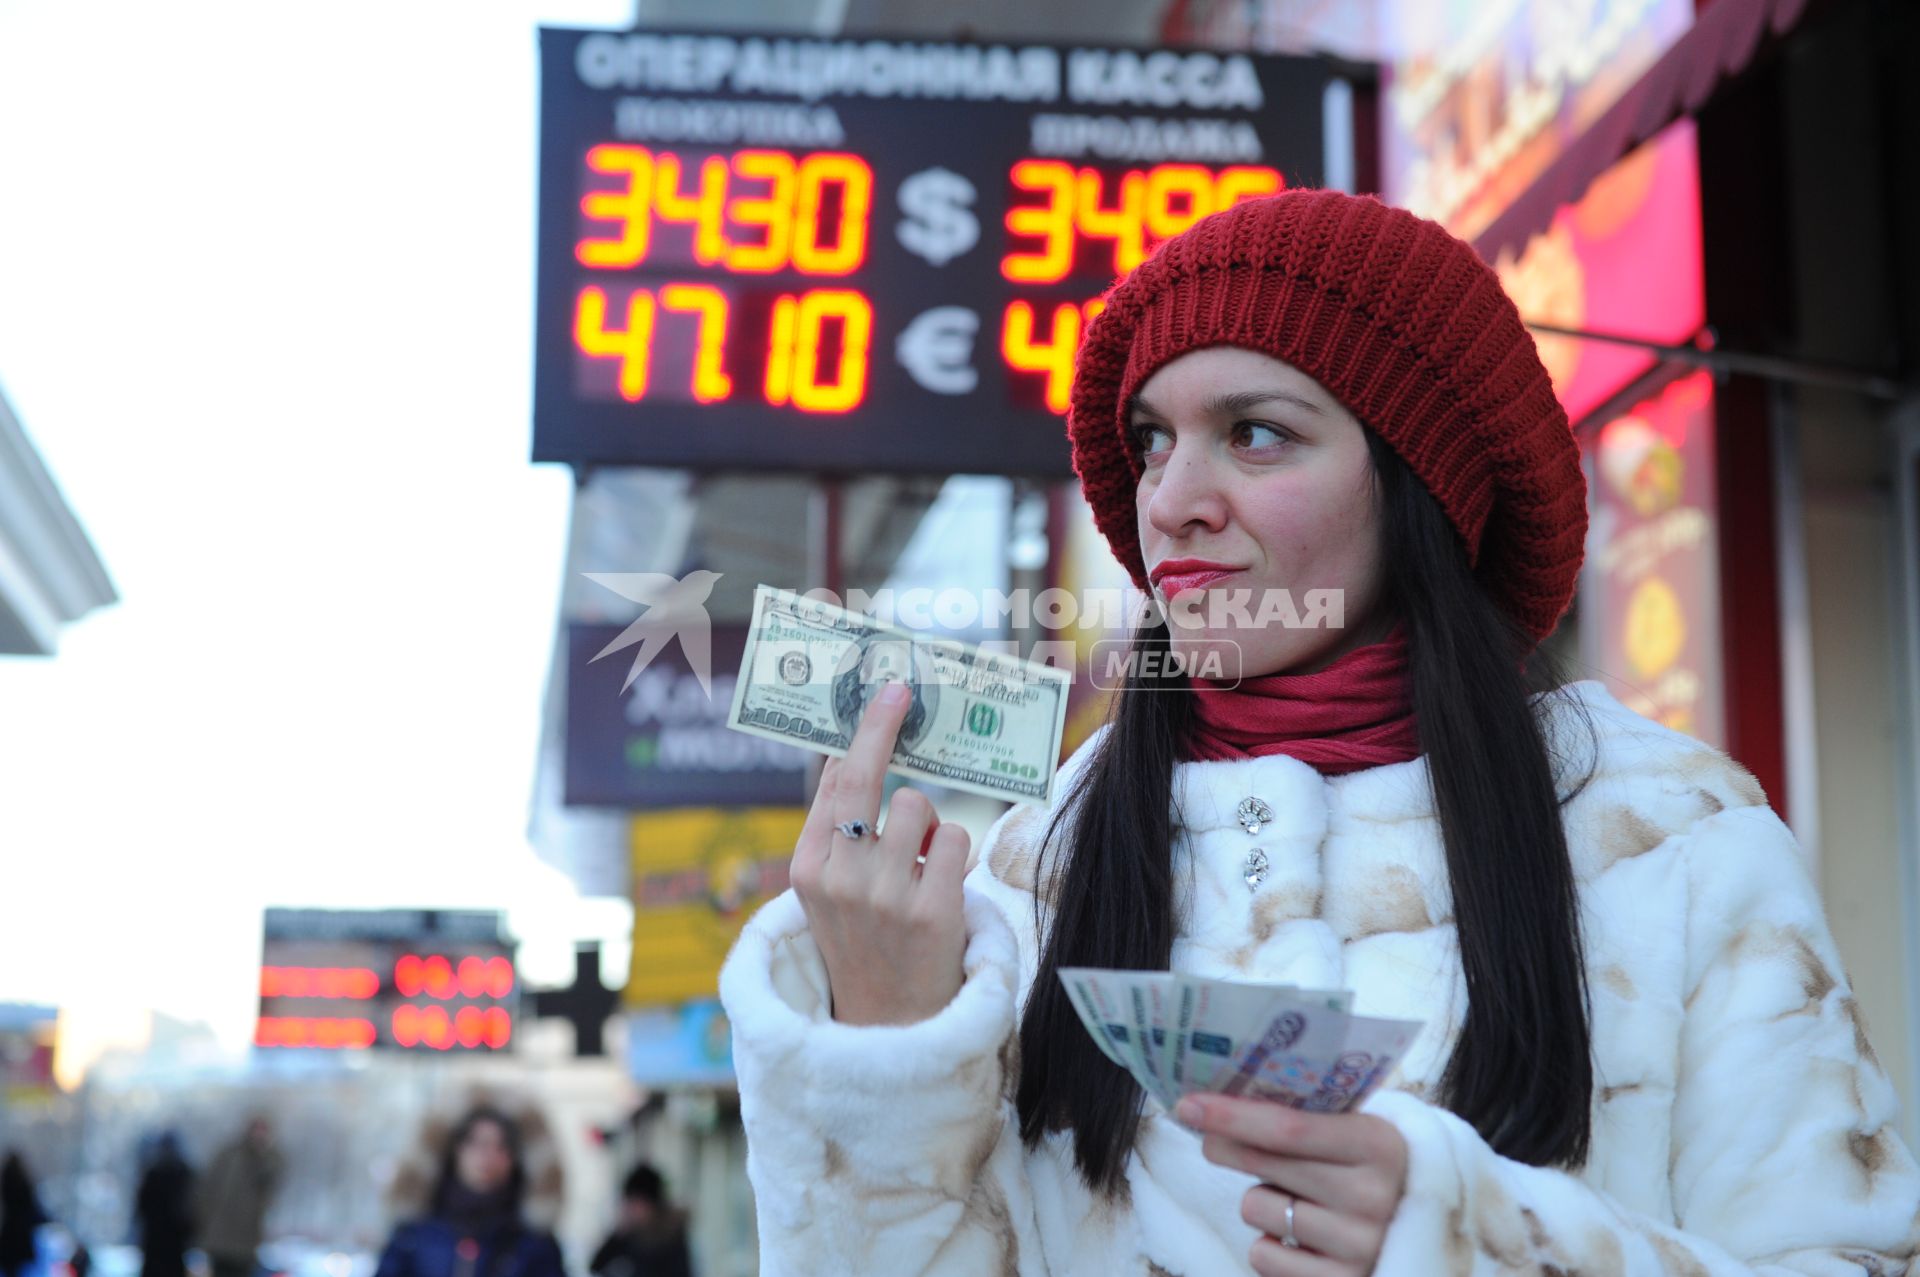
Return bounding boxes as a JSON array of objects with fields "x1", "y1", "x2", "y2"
[
  {"x1": 661, "y1": 285, "x2": 732, "y2": 402},
  {"x1": 578, "y1": 146, "x2": 654, "y2": 267},
  {"x1": 258, "y1": 966, "x2": 379, "y2": 1000},
  {"x1": 575, "y1": 285, "x2": 872, "y2": 412},
  {"x1": 653, "y1": 152, "x2": 729, "y2": 264},
  {"x1": 998, "y1": 161, "x2": 1282, "y2": 406},
  {"x1": 765, "y1": 290, "x2": 873, "y2": 413},
  {"x1": 1143, "y1": 165, "x2": 1215, "y2": 239},
  {"x1": 577, "y1": 146, "x2": 872, "y2": 277},
  {"x1": 394, "y1": 954, "x2": 513, "y2": 1000},
  {"x1": 394, "y1": 954, "x2": 456, "y2": 999},
  {"x1": 1002, "y1": 162, "x2": 1284, "y2": 282},
  {"x1": 1074, "y1": 168, "x2": 1147, "y2": 275},
  {"x1": 1004, "y1": 299, "x2": 1106, "y2": 414},
  {"x1": 575, "y1": 288, "x2": 656, "y2": 401},
  {"x1": 392, "y1": 1005, "x2": 510, "y2": 1051},
  {"x1": 792, "y1": 153, "x2": 872, "y2": 275},
  {"x1": 1004, "y1": 161, "x2": 1076, "y2": 283},
  {"x1": 571, "y1": 284, "x2": 732, "y2": 405},
  {"x1": 454, "y1": 956, "x2": 516, "y2": 999},
  {"x1": 484, "y1": 956, "x2": 515, "y2": 997},
  {"x1": 723, "y1": 150, "x2": 794, "y2": 272},
  {"x1": 254, "y1": 1017, "x2": 377, "y2": 1050},
  {"x1": 389, "y1": 952, "x2": 512, "y2": 1051}
]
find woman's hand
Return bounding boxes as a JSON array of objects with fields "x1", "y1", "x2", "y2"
[
  {"x1": 1177, "y1": 1094, "x2": 1408, "y2": 1275},
  {"x1": 789, "y1": 680, "x2": 972, "y2": 1026}
]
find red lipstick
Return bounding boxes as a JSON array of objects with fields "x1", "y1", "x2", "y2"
[{"x1": 1149, "y1": 558, "x2": 1246, "y2": 595}]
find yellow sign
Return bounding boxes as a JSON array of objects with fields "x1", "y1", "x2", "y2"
[
  {"x1": 1623, "y1": 575, "x2": 1686, "y2": 680},
  {"x1": 1057, "y1": 486, "x2": 1132, "y2": 758},
  {"x1": 1580, "y1": 372, "x2": 1725, "y2": 746},
  {"x1": 626, "y1": 806, "x2": 804, "y2": 1007}
]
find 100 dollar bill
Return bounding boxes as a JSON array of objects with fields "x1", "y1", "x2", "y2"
[{"x1": 725, "y1": 584, "x2": 1072, "y2": 806}]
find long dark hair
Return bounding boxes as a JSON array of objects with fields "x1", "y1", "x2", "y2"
[
  {"x1": 1016, "y1": 429, "x2": 1596, "y2": 1194},
  {"x1": 429, "y1": 1106, "x2": 527, "y2": 1217}
]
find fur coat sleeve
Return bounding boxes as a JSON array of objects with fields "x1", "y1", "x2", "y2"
[
  {"x1": 717, "y1": 821, "x2": 1045, "y2": 1276},
  {"x1": 1366, "y1": 798, "x2": 1920, "y2": 1272}
]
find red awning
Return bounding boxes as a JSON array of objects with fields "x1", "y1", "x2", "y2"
[{"x1": 1473, "y1": 0, "x2": 1816, "y2": 262}]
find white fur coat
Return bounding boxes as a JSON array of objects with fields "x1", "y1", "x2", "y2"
[{"x1": 718, "y1": 680, "x2": 1920, "y2": 1274}]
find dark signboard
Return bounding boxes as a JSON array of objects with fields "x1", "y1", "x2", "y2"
[
  {"x1": 255, "y1": 909, "x2": 518, "y2": 1053},
  {"x1": 533, "y1": 28, "x2": 1351, "y2": 475},
  {"x1": 565, "y1": 622, "x2": 809, "y2": 808}
]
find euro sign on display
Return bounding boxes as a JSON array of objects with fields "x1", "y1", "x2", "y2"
[
  {"x1": 894, "y1": 306, "x2": 981, "y2": 394},
  {"x1": 895, "y1": 167, "x2": 981, "y2": 267}
]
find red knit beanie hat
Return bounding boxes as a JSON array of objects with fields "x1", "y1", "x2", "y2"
[{"x1": 1066, "y1": 187, "x2": 1586, "y2": 646}]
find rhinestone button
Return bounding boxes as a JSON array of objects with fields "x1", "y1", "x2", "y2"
[
  {"x1": 1243, "y1": 847, "x2": 1270, "y2": 891},
  {"x1": 1236, "y1": 796, "x2": 1273, "y2": 836}
]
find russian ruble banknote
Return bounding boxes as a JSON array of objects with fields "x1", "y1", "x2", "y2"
[
  {"x1": 726, "y1": 584, "x2": 1072, "y2": 806},
  {"x1": 1058, "y1": 968, "x2": 1421, "y2": 1116}
]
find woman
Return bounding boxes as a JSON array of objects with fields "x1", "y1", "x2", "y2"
[
  {"x1": 0, "y1": 1152, "x2": 48, "y2": 1277},
  {"x1": 372, "y1": 1108, "x2": 563, "y2": 1277},
  {"x1": 719, "y1": 190, "x2": 1920, "y2": 1273}
]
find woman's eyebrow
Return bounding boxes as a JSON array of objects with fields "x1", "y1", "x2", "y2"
[
  {"x1": 1204, "y1": 389, "x2": 1326, "y2": 416},
  {"x1": 1126, "y1": 389, "x2": 1327, "y2": 418}
]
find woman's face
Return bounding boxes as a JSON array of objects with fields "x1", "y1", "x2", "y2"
[
  {"x1": 1131, "y1": 346, "x2": 1390, "y2": 679},
  {"x1": 455, "y1": 1119, "x2": 514, "y2": 1196}
]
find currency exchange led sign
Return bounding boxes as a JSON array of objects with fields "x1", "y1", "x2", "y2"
[
  {"x1": 533, "y1": 29, "x2": 1348, "y2": 476},
  {"x1": 254, "y1": 952, "x2": 517, "y2": 1052}
]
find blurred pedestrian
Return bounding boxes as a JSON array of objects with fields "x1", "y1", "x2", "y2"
[
  {"x1": 133, "y1": 1134, "x2": 194, "y2": 1277},
  {"x1": 1, "y1": 1151, "x2": 49, "y2": 1277},
  {"x1": 373, "y1": 1108, "x2": 562, "y2": 1277},
  {"x1": 587, "y1": 1165, "x2": 689, "y2": 1277},
  {"x1": 195, "y1": 1118, "x2": 282, "y2": 1277}
]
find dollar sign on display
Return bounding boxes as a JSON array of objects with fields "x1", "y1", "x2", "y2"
[{"x1": 896, "y1": 168, "x2": 980, "y2": 267}]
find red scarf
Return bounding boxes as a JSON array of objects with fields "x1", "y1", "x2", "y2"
[{"x1": 1183, "y1": 627, "x2": 1421, "y2": 774}]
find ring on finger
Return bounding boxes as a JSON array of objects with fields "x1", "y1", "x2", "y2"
[
  {"x1": 834, "y1": 818, "x2": 875, "y2": 841},
  {"x1": 1248, "y1": 1187, "x2": 1303, "y2": 1250}
]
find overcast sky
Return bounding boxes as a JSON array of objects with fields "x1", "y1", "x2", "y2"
[{"x1": 0, "y1": 0, "x2": 642, "y2": 1049}]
